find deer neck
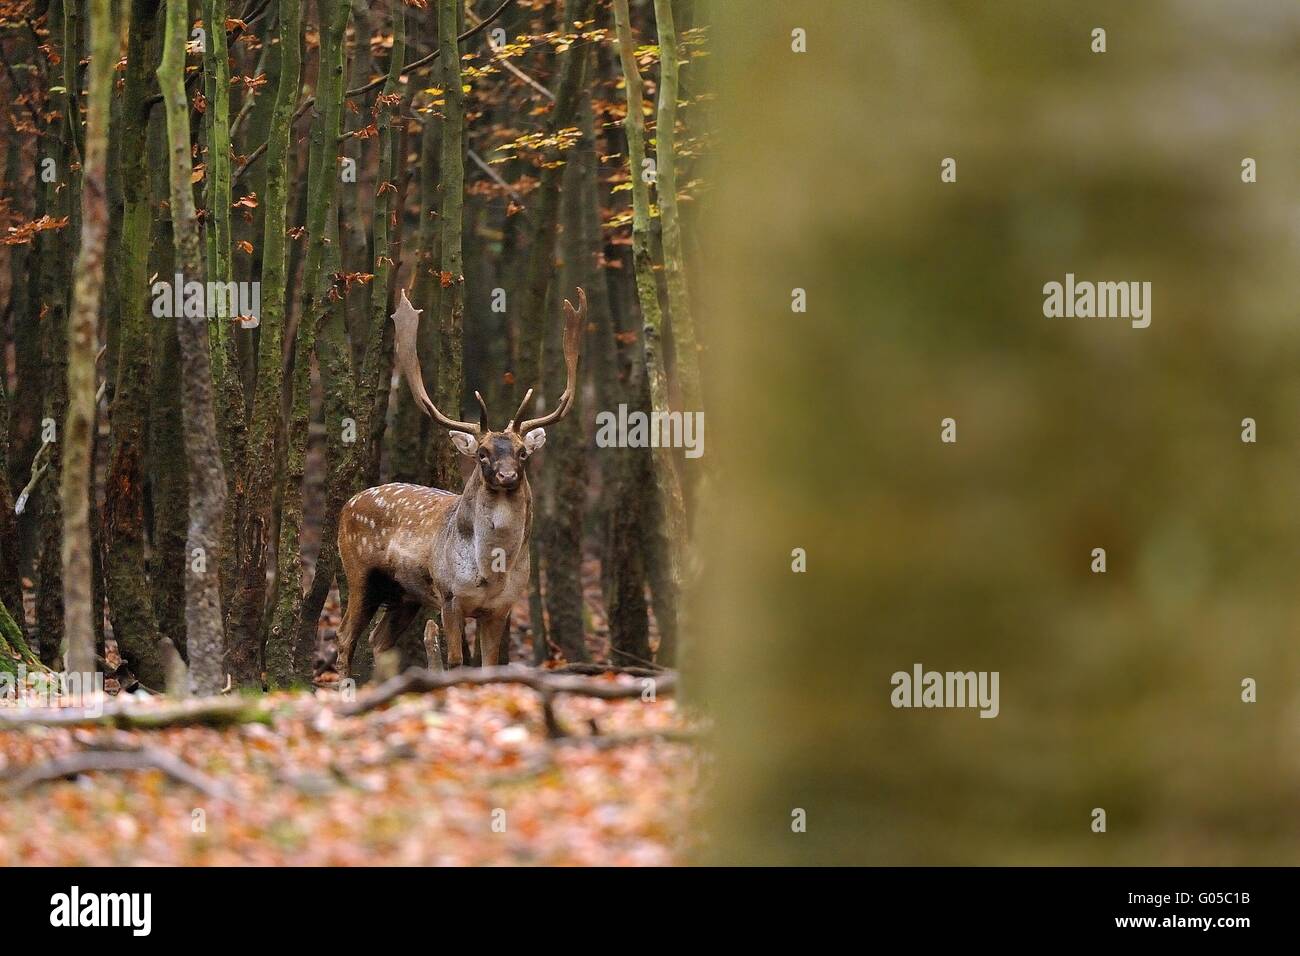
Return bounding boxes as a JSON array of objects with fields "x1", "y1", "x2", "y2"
[{"x1": 453, "y1": 468, "x2": 533, "y2": 569}]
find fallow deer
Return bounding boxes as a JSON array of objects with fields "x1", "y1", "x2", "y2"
[{"x1": 334, "y1": 287, "x2": 584, "y2": 678}]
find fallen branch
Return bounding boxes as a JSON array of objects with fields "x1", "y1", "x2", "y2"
[
  {"x1": 5, "y1": 746, "x2": 232, "y2": 800},
  {"x1": 14, "y1": 438, "x2": 51, "y2": 515},
  {"x1": 552, "y1": 728, "x2": 700, "y2": 750},
  {"x1": 0, "y1": 695, "x2": 270, "y2": 729},
  {"x1": 548, "y1": 662, "x2": 666, "y2": 678},
  {"x1": 339, "y1": 664, "x2": 676, "y2": 718}
]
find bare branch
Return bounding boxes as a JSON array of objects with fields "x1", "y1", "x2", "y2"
[{"x1": 339, "y1": 664, "x2": 677, "y2": 718}]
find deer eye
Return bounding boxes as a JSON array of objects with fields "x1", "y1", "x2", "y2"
[{"x1": 519, "y1": 449, "x2": 529, "y2": 460}]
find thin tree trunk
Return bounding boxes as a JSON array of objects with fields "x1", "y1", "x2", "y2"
[
  {"x1": 204, "y1": 0, "x2": 247, "y2": 622},
  {"x1": 104, "y1": 0, "x2": 164, "y2": 687},
  {"x1": 651, "y1": 0, "x2": 702, "y2": 416},
  {"x1": 227, "y1": 0, "x2": 302, "y2": 685},
  {"x1": 61, "y1": 0, "x2": 113, "y2": 677},
  {"x1": 611, "y1": 0, "x2": 687, "y2": 662},
  {"x1": 537, "y1": 91, "x2": 591, "y2": 665},
  {"x1": 0, "y1": 360, "x2": 23, "y2": 626},
  {"x1": 578, "y1": 80, "x2": 652, "y2": 664},
  {"x1": 429, "y1": 0, "x2": 466, "y2": 491},
  {"x1": 159, "y1": 0, "x2": 228, "y2": 695},
  {"x1": 266, "y1": 0, "x2": 349, "y2": 684}
]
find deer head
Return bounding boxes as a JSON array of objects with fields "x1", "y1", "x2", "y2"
[{"x1": 391, "y1": 287, "x2": 585, "y2": 492}]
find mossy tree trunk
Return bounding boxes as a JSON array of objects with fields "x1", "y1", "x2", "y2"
[
  {"x1": 104, "y1": 0, "x2": 165, "y2": 687},
  {"x1": 158, "y1": 0, "x2": 228, "y2": 695},
  {"x1": 60, "y1": 0, "x2": 114, "y2": 677},
  {"x1": 611, "y1": 0, "x2": 686, "y2": 664},
  {"x1": 266, "y1": 0, "x2": 349, "y2": 686},
  {"x1": 651, "y1": 0, "x2": 701, "y2": 416},
  {"x1": 226, "y1": 0, "x2": 302, "y2": 686}
]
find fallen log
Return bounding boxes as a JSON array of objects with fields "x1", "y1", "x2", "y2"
[
  {"x1": 5, "y1": 745, "x2": 232, "y2": 800},
  {"x1": 0, "y1": 695, "x2": 271, "y2": 730},
  {"x1": 339, "y1": 665, "x2": 677, "y2": 718}
]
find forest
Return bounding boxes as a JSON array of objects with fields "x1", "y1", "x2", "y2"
[
  {"x1": 4, "y1": 0, "x2": 1298, "y2": 872},
  {"x1": 0, "y1": 0, "x2": 708, "y2": 684}
]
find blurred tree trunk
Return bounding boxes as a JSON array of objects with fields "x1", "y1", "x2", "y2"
[
  {"x1": 652, "y1": 0, "x2": 701, "y2": 415},
  {"x1": 104, "y1": 0, "x2": 164, "y2": 687},
  {"x1": 61, "y1": 0, "x2": 113, "y2": 677},
  {"x1": 226, "y1": 0, "x2": 302, "y2": 685},
  {"x1": 158, "y1": 0, "x2": 227, "y2": 695}
]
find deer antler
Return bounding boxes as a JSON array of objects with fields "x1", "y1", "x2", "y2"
[
  {"x1": 513, "y1": 287, "x2": 585, "y2": 434},
  {"x1": 391, "y1": 290, "x2": 480, "y2": 435}
]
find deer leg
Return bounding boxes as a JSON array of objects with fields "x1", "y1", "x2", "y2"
[
  {"x1": 477, "y1": 609, "x2": 510, "y2": 668},
  {"x1": 422, "y1": 617, "x2": 443, "y2": 671},
  {"x1": 336, "y1": 580, "x2": 376, "y2": 681},
  {"x1": 442, "y1": 599, "x2": 467, "y2": 668}
]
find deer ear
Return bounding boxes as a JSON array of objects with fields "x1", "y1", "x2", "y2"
[
  {"x1": 448, "y1": 431, "x2": 478, "y2": 456},
  {"x1": 523, "y1": 428, "x2": 547, "y2": 455}
]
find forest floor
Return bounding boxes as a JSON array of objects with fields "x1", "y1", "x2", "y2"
[{"x1": 0, "y1": 676, "x2": 699, "y2": 865}]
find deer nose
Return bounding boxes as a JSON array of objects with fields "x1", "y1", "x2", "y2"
[{"x1": 496, "y1": 469, "x2": 518, "y2": 485}]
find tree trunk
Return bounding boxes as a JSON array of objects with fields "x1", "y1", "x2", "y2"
[
  {"x1": 430, "y1": 0, "x2": 467, "y2": 491},
  {"x1": 537, "y1": 91, "x2": 591, "y2": 665},
  {"x1": 158, "y1": 0, "x2": 228, "y2": 695},
  {"x1": 104, "y1": 0, "x2": 164, "y2": 687},
  {"x1": 266, "y1": 0, "x2": 349, "y2": 685},
  {"x1": 203, "y1": 0, "x2": 248, "y2": 624},
  {"x1": 651, "y1": 0, "x2": 702, "y2": 416},
  {"x1": 0, "y1": 357, "x2": 23, "y2": 627},
  {"x1": 226, "y1": 0, "x2": 302, "y2": 685},
  {"x1": 611, "y1": 0, "x2": 686, "y2": 664},
  {"x1": 61, "y1": 0, "x2": 114, "y2": 677}
]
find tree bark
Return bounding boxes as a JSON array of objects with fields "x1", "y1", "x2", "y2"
[
  {"x1": 611, "y1": 0, "x2": 686, "y2": 664},
  {"x1": 158, "y1": 0, "x2": 228, "y2": 695},
  {"x1": 430, "y1": 0, "x2": 467, "y2": 491},
  {"x1": 61, "y1": 0, "x2": 114, "y2": 677},
  {"x1": 266, "y1": 0, "x2": 349, "y2": 685},
  {"x1": 227, "y1": 0, "x2": 302, "y2": 685},
  {"x1": 104, "y1": 0, "x2": 165, "y2": 687},
  {"x1": 651, "y1": 0, "x2": 702, "y2": 417}
]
